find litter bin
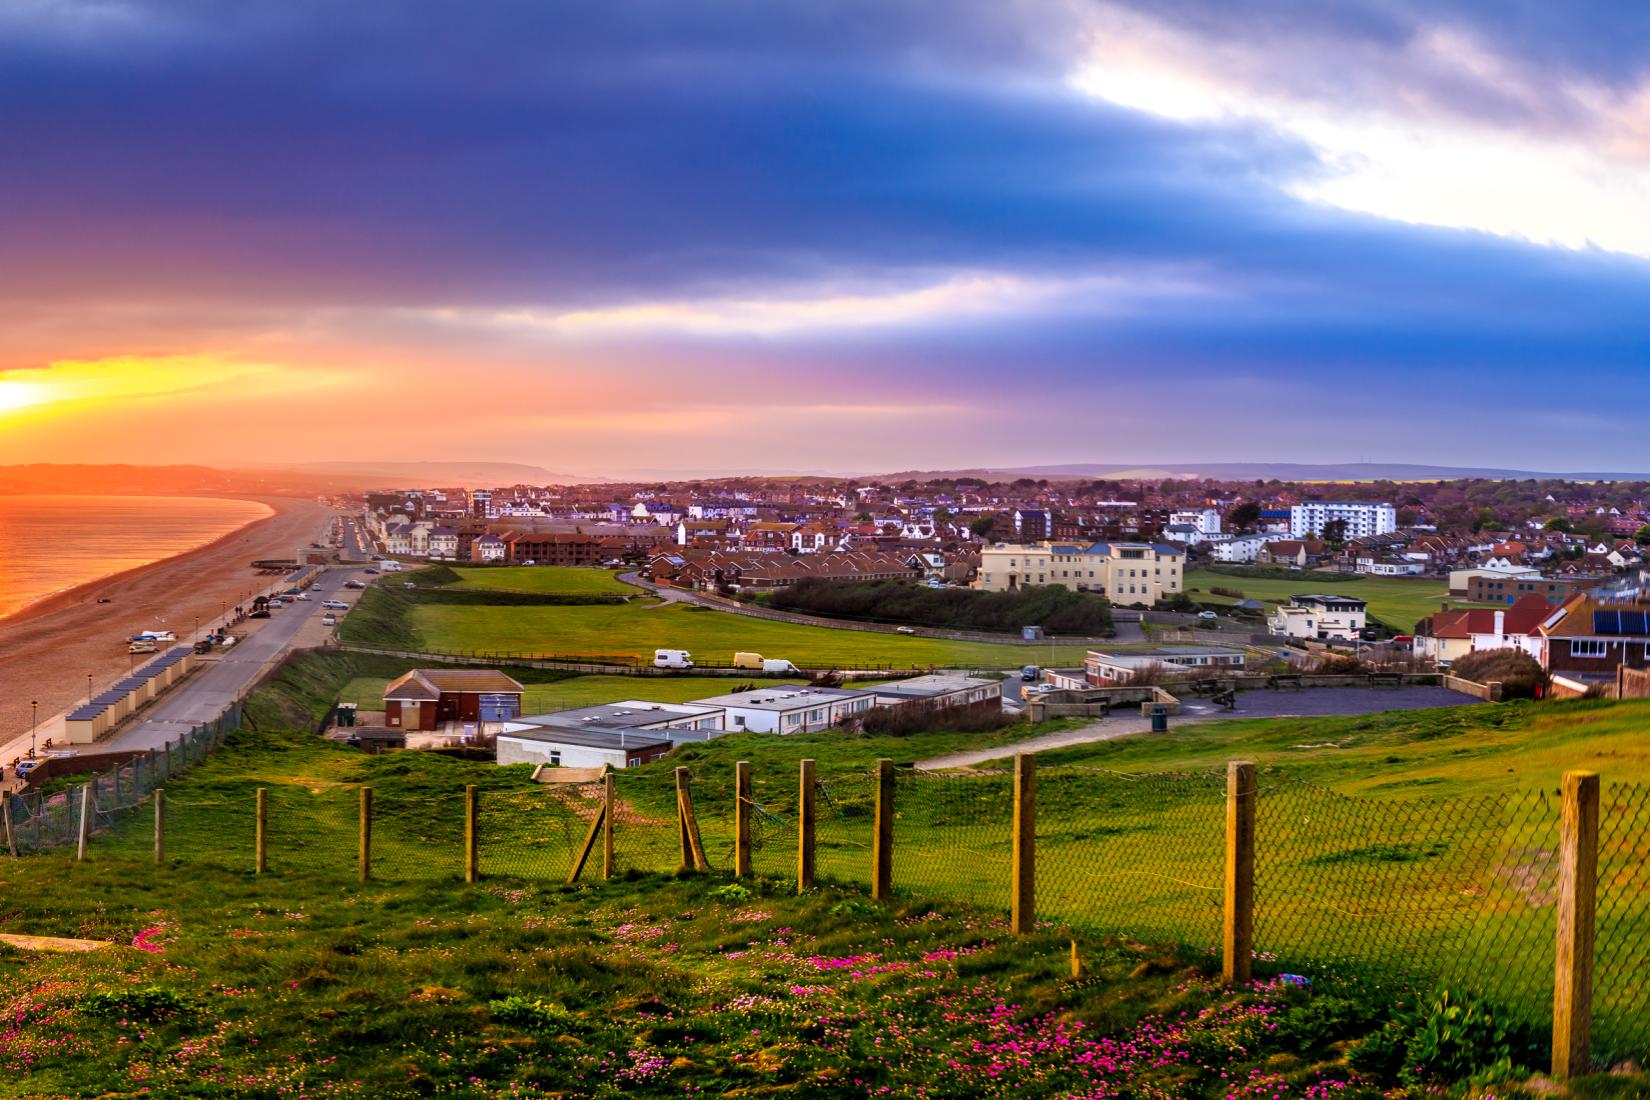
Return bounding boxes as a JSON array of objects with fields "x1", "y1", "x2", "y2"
[{"x1": 1150, "y1": 705, "x2": 1169, "y2": 733}]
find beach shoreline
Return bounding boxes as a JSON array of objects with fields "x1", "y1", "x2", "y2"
[{"x1": 0, "y1": 495, "x2": 335, "y2": 744}]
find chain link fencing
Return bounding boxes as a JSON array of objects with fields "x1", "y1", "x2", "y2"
[{"x1": 5, "y1": 744, "x2": 1648, "y2": 1064}]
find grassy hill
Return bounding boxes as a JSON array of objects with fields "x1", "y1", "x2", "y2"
[
  {"x1": 343, "y1": 585, "x2": 1097, "y2": 669},
  {"x1": 6, "y1": 655, "x2": 1650, "y2": 1094}
]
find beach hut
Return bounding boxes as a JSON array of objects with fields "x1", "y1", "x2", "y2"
[{"x1": 64, "y1": 703, "x2": 105, "y2": 744}]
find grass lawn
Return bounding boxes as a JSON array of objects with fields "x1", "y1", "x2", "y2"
[
  {"x1": 440, "y1": 564, "x2": 633, "y2": 596},
  {"x1": 1186, "y1": 568, "x2": 1499, "y2": 632},
  {"x1": 337, "y1": 672, "x2": 818, "y2": 713},
  {"x1": 405, "y1": 597, "x2": 1096, "y2": 669}
]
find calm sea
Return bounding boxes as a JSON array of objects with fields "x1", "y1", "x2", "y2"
[{"x1": 0, "y1": 496, "x2": 274, "y2": 621}]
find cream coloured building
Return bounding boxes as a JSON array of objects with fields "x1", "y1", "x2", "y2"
[{"x1": 975, "y1": 541, "x2": 1184, "y2": 604}]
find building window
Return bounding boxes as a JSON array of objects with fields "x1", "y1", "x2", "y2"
[
  {"x1": 548, "y1": 750, "x2": 562, "y2": 766},
  {"x1": 1570, "y1": 640, "x2": 1608, "y2": 658}
]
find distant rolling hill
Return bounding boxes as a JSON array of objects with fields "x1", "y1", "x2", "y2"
[
  {"x1": 884, "y1": 462, "x2": 1650, "y2": 482},
  {"x1": 271, "y1": 461, "x2": 595, "y2": 486}
]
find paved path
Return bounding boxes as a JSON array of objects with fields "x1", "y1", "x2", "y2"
[
  {"x1": 917, "y1": 685, "x2": 1485, "y2": 770},
  {"x1": 102, "y1": 569, "x2": 364, "y2": 752}
]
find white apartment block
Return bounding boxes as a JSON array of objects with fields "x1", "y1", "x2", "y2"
[
  {"x1": 1210, "y1": 534, "x2": 1269, "y2": 563},
  {"x1": 1289, "y1": 501, "x2": 1397, "y2": 540},
  {"x1": 1169, "y1": 508, "x2": 1222, "y2": 536}
]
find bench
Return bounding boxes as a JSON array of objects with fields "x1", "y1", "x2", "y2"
[
  {"x1": 1211, "y1": 688, "x2": 1237, "y2": 710},
  {"x1": 1368, "y1": 672, "x2": 1404, "y2": 688},
  {"x1": 1268, "y1": 674, "x2": 1303, "y2": 691}
]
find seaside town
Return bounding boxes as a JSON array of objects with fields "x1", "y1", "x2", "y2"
[{"x1": 7, "y1": 0, "x2": 1650, "y2": 1094}]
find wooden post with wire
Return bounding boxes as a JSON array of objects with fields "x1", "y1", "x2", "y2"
[
  {"x1": 359, "y1": 786, "x2": 373, "y2": 883},
  {"x1": 675, "y1": 767, "x2": 709, "y2": 871},
  {"x1": 798, "y1": 758, "x2": 816, "y2": 893},
  {"x1": 1552, "y1": 770, "x2": 1600, "y2": 1078},
  {"x1": 153, "y1": 788, "x2": 165, "y2": 864},
  {"x1": 464, "y1": 784, "x2": 479, "y2": 883},
  {"x1": 254, "y1": 787, "x2": 267, "y2": 874},
  {"x1": 873, "y1": 759, "x2": 894, "y2": 900},
  {"x1": 2, "y1": 794, "x2": 16, "y2": 858},
  {"x1": 735, "y1": 760, "x2": 753, "y2": 877},
  {"x1": 75, "y1": 782, "x2": 93, "y2": 862},
  {"x1": 1223, "y1": 761, "x2": 1256, "y2": 985},
  {"x1": 602, "y1": 770, "x2": 615, "y2": 880},
  {"x1": 1012, "y1": 753, "x2": 1036, "y2": 935}
]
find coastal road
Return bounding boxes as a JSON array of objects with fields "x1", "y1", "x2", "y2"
[{"x1": 102, "y1": 568, "x2": 364, "y2": 752}]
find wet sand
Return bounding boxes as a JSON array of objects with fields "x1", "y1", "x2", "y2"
[{"x1": 0, "y1": 496, "x2": 334, "y2": 742}]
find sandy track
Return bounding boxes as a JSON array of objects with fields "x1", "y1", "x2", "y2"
[{"x1": 0, "y1": 497, "x2": 333, "y2": 742}]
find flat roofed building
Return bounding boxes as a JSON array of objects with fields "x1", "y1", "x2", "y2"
[
  {"x1": 868, "y1": 674, "x2": 1002, "y2": 707},
  {"x1": 1268, "y1": 594, "x2": 1368, "y2": 641},
  {"x1": 685, "y1": 686, "x2": 878, "y2": 734},
  {"x1": 496, "y1": 725, "x2": 673, "y2": 769},
  {"x1": 1289, "y1": 501, "x2": 1397, "y2": 540},
  {"x1": 1085, "y1": 646, "x2": 1246, "y2": 684}
]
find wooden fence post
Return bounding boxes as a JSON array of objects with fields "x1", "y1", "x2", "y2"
[
  {"x1": 359, "y1": 786, "x2": 373, "y2": 883},
  {"x1": 153, "y1": 788, "x2": 165, "y2": 864},
  {"x1": 735, "y1": 761, "x2": 753, "y2": 877},
  {"x1": 798, "y1": 759, "x2": 816, "y2": 893},
  {"x1": 1553, "y1": 770, "x2": 1600, "y2": 1078},
  {"x1": 675, "y1": 767, "x2": 709, "y2": 872},
  {"x1": 254, "y1": 787, "x2": 267, "y2": 874},
  {"x1": 602, "y1": 771, "x2": 615, "y2": 880},
  {"x1": 873, "y1": 759, "x2": 894, "y2": 900},
  {"x1": 1223, "y1": 761, "x2": 1256, "y2": 985},
  {"x1": 1012, "y1": 753, "x2": 1036, "y2": 935},
  {"x1": 464, "y1": 784, "x2": 479, "y2": 883},
  {"x1": 2, "y1": 795, "x2": 16, "y2": 857},
  {"x1": 76, "y1": 782, "x2": 93, "y2": 862}
]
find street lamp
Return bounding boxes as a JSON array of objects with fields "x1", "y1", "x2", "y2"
[
  {"x1": 30, "y1": 700, "x2": 38, "y2": 758},
  {"x1": 87, "y1": 673, "x2": 93, "y2": 702}
]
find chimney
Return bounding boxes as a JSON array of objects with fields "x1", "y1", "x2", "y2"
[{"x1": 1494, "y1": 610, "x2": 1505, "y2": 637}]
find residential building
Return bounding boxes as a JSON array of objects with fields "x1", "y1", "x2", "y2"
[
  {"x1": 495, "y1": 726, "x2": 674, "y2": 770},
  {"x1": 1210, "y1": 534, "x2": 1269, "y2": 564},
  {"x1": 974, "y1": 541, "x2": 1184, "y2": 604},
  {"x1": 866, "y1": 675, "x2": 1002, "y2": 708},
  {"x1": 1538, "y1": 588, "x2": 1650, "y2": 682},
  {"x1": 1257, "y1": 540, "x2": 1328, "y2": 569},
  {"x1": 1412, "y1": 595, "x2": 1549, "y2": 666},
  {"x1": 1268, "y1": 594, "x2": 1368, "y2": 641},
  {"x1": 1290, "y1": 501, "x2": 1398, "y2": 540},
  {"x1": 1464, "y1": 573, "x2": 1596, "y2": 607}
]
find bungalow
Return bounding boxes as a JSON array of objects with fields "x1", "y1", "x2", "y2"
[
  {"x1": 384, "y1": 669, "x2": 525, "y2": 731},
  {"x1": 497, "y1": 700, "x2": 724, "y2": 768},
  {"x1": 1257, "y1": 540, "x2": 1327, "y2": 569},
  {"x1": 1084, "y1": 646, "x2": 1245, "y2": 684},
  {"x1": 685, "y1": 686, "x2": 878, "y2": 734}
]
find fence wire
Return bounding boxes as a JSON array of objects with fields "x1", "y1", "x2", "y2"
[{"x1": 8, "y1": 745, "x2": 1649, "y2": 1062}]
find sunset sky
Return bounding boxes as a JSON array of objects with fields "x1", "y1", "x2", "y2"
[{"x1": 3, "y1": 0, "x2": 1649, "y2": 477}]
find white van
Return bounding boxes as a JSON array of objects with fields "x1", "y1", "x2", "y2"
[
  {"x1": 762, "y1": 658, "x2": 799, "y2": 674},
  {"x1": 654, "y1": 648, "x2": 694, "y2": 669}
]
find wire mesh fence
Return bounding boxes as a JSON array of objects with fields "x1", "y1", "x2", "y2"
[{"x1": 6, "y1": 745, "x2": 1649, "y2": 1064}]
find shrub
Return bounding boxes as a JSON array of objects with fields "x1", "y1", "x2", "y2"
[
  {"x1": 1449, "y1": 648, "x2": 1549, "y2": 700},
  {"x1": 769, "y1": 578, "x2": 1112, "y2": 635},
  {"x1": 849, "y1": 698, "x2": 1014, "y2": 737},
  {"x1": 489, "y1": 995, "x2": 577, "y2": 1033},
  {"x1": 1316, "y1": 653, "x2": 1365, "y2": 675},
  {"x1": 80, "y1": 987, "x2": 192, "y2": 1022}
]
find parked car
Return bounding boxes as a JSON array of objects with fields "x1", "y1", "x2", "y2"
[
  {"x1": 403, "y1": 582, "x2": 416, "y2": 589},
  {"x1": 293, "y1": 593, "x2": 311, "y2": 601},
  {"x1": 249, "y1": 610, "x2": 271, "y2": 619},
  {"x1": 894, "y1": 625, "x2": 916, "y2": 634},
  {"x1": 344, "y1": 580, "x2": 366, "y2": 589},
  {"x1": 1021, "y1": 665, "x2": 1040, "y2": 682},
  {"x1": 363, "y1": 568, "x2": 380, "y2": 575},
  {"x1": 322, "y1": 615, "x2": 337, "y2": 626},
  {"x1": 322, "y1": 599, "x2": 349, "y2": 610},
  {"x1": 1198, "y1": 610, "x2": 1218, "y2": 621},
  {"x1": 15, "y1": 759, "x2": 40, "y2": 778}
]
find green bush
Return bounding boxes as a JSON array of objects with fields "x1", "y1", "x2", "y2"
[
  {"x1": 1449, "y1": 648, "x2": 1549, "y2": 700},
  {"x1": 80, "y1": 987, "x2": 192, "y2": 1022},
  {"x1": 1347, "y1": 989, "x2": 1537, "y2": 1086},
  {"x1": 488, "y1": 995, "x2": 576, "y2": 1033}
]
